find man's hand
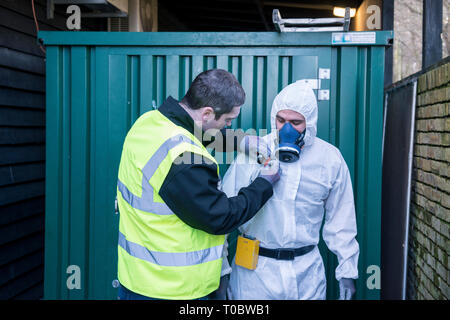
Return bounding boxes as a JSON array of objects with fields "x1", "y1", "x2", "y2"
[
  {"x1": 239, "y1": 135, "x2": 271, "y2": 160},
  {"x1": 339, "y1": 278, "x2": 356, "y2": 300},
  {"x1": 257, "y1": 159, "x2": 281, "y2": 185}
]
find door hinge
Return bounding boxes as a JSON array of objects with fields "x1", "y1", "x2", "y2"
[
  {"x1": 318, "y1": 90, "x2": 330, "y2": 101},
  {"x1": 319, "y1": 68, "x2": 331, "y2": 79}
]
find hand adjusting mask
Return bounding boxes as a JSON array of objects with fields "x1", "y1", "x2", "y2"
[{"x1": 275, "y1": 122, "x2": 306, "y2": 163}]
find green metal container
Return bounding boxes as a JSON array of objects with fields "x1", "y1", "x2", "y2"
[{"x1": 40, "y1": 31, "x2": 392, "y2": 300}]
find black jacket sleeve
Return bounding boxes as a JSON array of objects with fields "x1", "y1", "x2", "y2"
[
  {"x1": 159, "y1": 152, "x2": 273, "y2": 235},
  {"x1": 204, "y1": 128, "x2": 246, "y2": 152}
]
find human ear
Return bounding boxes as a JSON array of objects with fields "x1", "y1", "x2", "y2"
[{"x1": 201, "y1": 107, "x2": 215, "y2": 123}]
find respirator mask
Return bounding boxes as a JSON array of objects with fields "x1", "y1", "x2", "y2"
[{"x1": 275, "y1": 123, "x2": 306, "y2": 163}]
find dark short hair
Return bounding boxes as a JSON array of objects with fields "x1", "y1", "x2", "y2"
[{"x1": 181, "y1": 69, "x2": 245, "y2": 120}]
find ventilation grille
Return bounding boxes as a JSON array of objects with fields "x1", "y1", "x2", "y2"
[{"x1": 108, "y1": 17, "x2": 129, "y2": 31}]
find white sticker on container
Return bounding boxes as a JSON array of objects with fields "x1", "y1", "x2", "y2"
[{"x1": 332, "y1": 32, "x2": 376, "y2": 44}]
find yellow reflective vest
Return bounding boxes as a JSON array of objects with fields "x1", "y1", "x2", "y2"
[{"x1": 116, "y1": 109, "x2": 225, "y2": 299}]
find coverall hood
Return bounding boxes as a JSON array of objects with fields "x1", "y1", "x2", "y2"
[{"x1": 270, "y1": 80, "x2": 318, "y2": 147}]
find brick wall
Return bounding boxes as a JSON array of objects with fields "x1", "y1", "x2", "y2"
[{"x1": 407, "y1": 61, "x2": 450, "y2": 299}]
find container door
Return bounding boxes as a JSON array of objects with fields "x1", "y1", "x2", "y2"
[
  {"x1": 44, "y1": 32, "x2": 387, "y2": 301},
  {"x1": 88, "y1": 47, "x2": 334, "y2": 299}
]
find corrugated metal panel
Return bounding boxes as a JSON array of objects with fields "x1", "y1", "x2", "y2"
[
  {"x1": 327, "y1": 45, "x2": 386, "y2": 300},
  {"x1": 40, "y1": 31, "x2": 392, "y2": 300}
]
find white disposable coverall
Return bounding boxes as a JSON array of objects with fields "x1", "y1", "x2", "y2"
[{"x1": 221, "y1": 80, "x2": 360, "y2": 300}]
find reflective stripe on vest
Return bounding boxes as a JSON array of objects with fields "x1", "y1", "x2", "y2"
[
  {"x1": 117, "y1": 134, "x2": 196, "y2": 215},
  {"x1": 118, "y1": 231, "x2": 223, "y2": 267}
]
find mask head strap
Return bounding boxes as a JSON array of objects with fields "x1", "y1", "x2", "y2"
[{"x1": 295, "y1": 128, "x2": 306, "y2": 149}]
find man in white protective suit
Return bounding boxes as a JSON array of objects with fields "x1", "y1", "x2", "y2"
[{"x1": 220, "y1": 80, "x2": 360, "y2": 300}]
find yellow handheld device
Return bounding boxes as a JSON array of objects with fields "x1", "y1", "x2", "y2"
[{"x1": 235, "y1": 235, "x2": 260, "y2": 270}]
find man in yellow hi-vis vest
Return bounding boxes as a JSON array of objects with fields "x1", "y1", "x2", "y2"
[{"x1": 116, "y1": 69, "x2": 281, "y2": 300}]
